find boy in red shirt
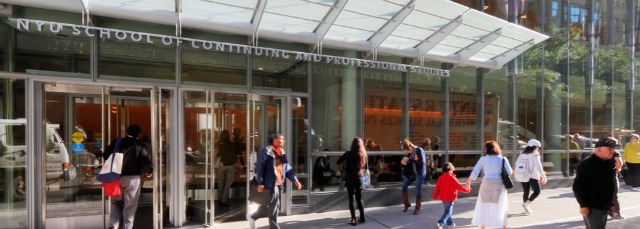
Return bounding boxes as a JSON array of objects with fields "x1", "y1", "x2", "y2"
[{"x1": 432, "y1": 162, "x2": 471, "y2": 229}]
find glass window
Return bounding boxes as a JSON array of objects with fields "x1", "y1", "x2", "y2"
[
  {"x1": 542, "y1": 37, "x2": 569, "y2": 151},
  {"x1": 568, "y1": 40, "x2": 589, "y2": 139},
  {"x1": 484, "y1": 0, "x2": 509, "y2": 20},
  {"x1": 448, "y1": 66, "x2": 478, "y2": 151},
  {"x1": 13, "y1": 7, "x2": 90, "y2": 77},
  {"x1": 181, "y1": 29, "x2": 247, "y2": 86},
  {"x1": 544, "y1": 0, "x2": 570, "y2": 37},
  {"x1": 408, "y1": 64, "x2": 443, "y2": 149},
  {"x1": 311, "y1": 49, "x2": 360, "y2": 152},
  {"x1": 592, "y1": 46, "x2": 611, "y2": 135},
  {"x1": 593, "y1": 43, "x2": 630, "y2": 141},
  {"x1": 252, "y1": 40, "x2": 308, "y2": 93},
  {"x1": 0, "y1": 78, "x2": 26, "y2": 228},
  {"x1": 97, "y1": 17, "x2": 175, "y2": 83},
  {"x1": 517, "y1": 0, "x2": 541, "y2": 30},
  {"x1": 517, "y1": 43, "x2": 544, "y2": 144},
  {"x1": 310, "y1": 49, "x2": 360, "y2": 192},
  {"x1": 610, "y1": 44, "x2": 630, "y2": 142},
  {"x1": 0, "y1": 21, "x2": 6, "y2": 71},
  {"x1": 363, "y1": 55, "x2": 404, "y2": 186},
  {"x1": 363, "y1": 55, "x2": 403, "y2": 150},
  {"x1": 408, "y1": 62, "x2": 443, "y2": 183},
  {"x1": 291, "y1": 97, "x2": 308, "y2": 203}
]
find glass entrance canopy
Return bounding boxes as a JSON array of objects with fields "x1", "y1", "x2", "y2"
[{"x1": 4, "y1": 0, "x2": 548, "y2": 69}]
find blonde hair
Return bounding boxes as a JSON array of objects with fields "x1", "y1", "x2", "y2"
[{"x1": 402, "y1": 138, "x2": 416, "y2": 150}]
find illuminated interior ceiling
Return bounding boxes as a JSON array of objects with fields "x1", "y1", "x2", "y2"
[{"x1": 3, "y1": 0, "x2": 549, "y2": 69}]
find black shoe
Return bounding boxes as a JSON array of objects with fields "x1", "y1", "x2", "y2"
[
  {"x1": 348, "y1": 218, "x2": 356, "y2": 226},
  {"x1": 359, "y1": 216, "x2": 365, "y2": 223}
]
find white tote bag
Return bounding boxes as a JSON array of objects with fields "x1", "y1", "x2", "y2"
[{"x1": 97, "y1": 138, "x2": 123, "y2": 182}]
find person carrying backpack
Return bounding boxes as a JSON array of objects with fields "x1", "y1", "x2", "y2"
[{"x1": 514, "y1": 139, "x2": 547, "y2": 215}]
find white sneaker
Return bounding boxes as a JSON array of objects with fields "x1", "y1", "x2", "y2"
[
  {"x1": 246, "y1": 213, "x2": 256, "y2": 229},
  {"x1": 633, "y1": 187, "x2": 640, "y2": 191},
  {"x1": 522, "y1": 203, "x2": 533, "y2": 214},
  {"x1": 612, "y1": 213, "x2": 625, "y2": 220},
  {"x1": 435, "y1": 223, "x2": 443, "y2": 229},
  {"x1": 446, "y1": 223, "x2": 456, "y2": 228}
]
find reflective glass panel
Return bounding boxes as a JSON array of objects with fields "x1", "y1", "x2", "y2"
[
  {"x1": 251, "y1": 40, "x2": 308, "y2": 93},
  {"x1": 97, "y1": 17, "x2": 175, "y2": 83},
  {"x1": 13, "y1": 7, "x2": 90, "y2": 77},
  {"x1": 310, "y1": 49, "x2": 360, "y2": 192},
  {"x1": 0, "y1": 79, "x2": 26, "y2": 228},
  {"x1": 0, "y1": 21, "x2": 6, "y2": 71},
  {"x1": 181, "y1": 29, "x2": 247, "y2": 86}
]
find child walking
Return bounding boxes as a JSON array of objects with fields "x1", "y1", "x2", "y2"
[{"x1": 432, "y1": 162, "x2": 471, "y2": 229}]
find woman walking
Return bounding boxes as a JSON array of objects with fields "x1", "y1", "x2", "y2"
[
  {"x1": 465, "y1": 140, "x2": 512, "y2": 229},
  {"x1": 513, "y1": 139, "x2": 547, "y2": 215},
  {"x1": 337, "y1": 137, "x2": 368, "y2": 225},
  {"x1": 400, "y1": 139, "x2": 426, "y2": 215}
]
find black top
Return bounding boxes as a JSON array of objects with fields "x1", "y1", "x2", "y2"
[
  {"x1": 337, "y1": 151, "x2": 364, "y2": 189},
  {"x1": 572, "y1": 154, "x2": 615, "y2": 210},
  {"x1": 217, "y1": 141, "x2": 237, "y2": 166},
  {"x1": 103, "y1": 136, "x2": 153, "y2": 176}
]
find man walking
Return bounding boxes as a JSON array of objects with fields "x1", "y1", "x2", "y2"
[
  {"x1": 247, "y1": 133, "x2": 302, "y2": 229},
  {"x1": 573, "y1": 137, "x2": 618, "y2": 229},
  {"x1": 104, "y1": 125, "x2": 153, "y2": 229}
]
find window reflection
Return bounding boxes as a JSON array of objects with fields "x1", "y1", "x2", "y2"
[{"x1": 0, "y1": 79, "x2": 26, "y2": 228}]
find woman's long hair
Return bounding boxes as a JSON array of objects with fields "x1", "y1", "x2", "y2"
[
  {"x1": 485, "y1": 140, "x2": 502, "y2": 155},
  {"x1": 217, "y1": 130, "x2": 232, "y2": 145},
  {"x1": 350, "y1": 137, "x2": 368, "y2": 170},
  {"x1": 521, "y1": 146, "x2": 537, "y2": 154}
]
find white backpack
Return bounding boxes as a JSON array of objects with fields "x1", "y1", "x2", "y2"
[{"x1": 513, "y1": 154, "x2": 531, "y2": 182}]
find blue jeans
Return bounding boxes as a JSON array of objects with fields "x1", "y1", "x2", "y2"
[
  {"x1": 401, "y1": 173, "x2": 425, "y2": 198},
  {"x1": 438, "y1": 201, "x2": 454, "y2": 226},
  {"x1": 252, "y1": 187, "x2": 281, "y2": 229}
]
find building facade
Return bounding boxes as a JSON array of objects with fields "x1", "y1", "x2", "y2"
[{"x1": 0, "y1": 0, "x2": 637, "y2": 228}]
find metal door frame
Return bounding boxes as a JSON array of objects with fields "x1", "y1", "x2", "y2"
[
  {"x1": 247, "y1": 93, "x2": 292, "y2": 215},
  {"x1": 28, "y1": 78, "x2": 163, "y2": 228}
]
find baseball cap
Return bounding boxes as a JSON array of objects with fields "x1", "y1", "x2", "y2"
[
  {"x1": 595, "y1": 137, "x2": 619, "y2": 148},
  {"x1": 631, "y1": 134, "x2": 640, "y2": 140},
  {"x1": 527, "y1": 139, "x2": 541, "y2": 147}
]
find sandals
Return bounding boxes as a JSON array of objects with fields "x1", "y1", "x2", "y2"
[{"x1": 348, "y1": 217, "x2": 357, "y2": 226}]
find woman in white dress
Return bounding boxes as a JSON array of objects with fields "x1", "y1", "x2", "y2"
[{"x1": 465, "y1": 140, "x2": 512, "y2": 229}]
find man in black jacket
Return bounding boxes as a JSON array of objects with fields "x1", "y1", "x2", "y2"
[
  {"x1": 573, "y1": 137, "x2": 617, "y2": 229},
  {"x1": 103, "y1": 125, "x2": 153, "y2": 229}
]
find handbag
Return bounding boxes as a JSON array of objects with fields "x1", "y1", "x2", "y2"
[
  {"x1": 248, "y1": 177, "x2": 270, "y2": 205},
  {"x1": 101, "y1": 180, "x2": 121, "y2": 197},
  {"x1": 361, "y1": 166, "x2": 371, "y2": 190},
  {"x1": 359, "y1": 157, "x2": 371, "y2": 190},
  {"x1": 501, "y1": 157, "x2": 514, "y2": 189},
  {"x1": 97, "y1": 138, "x2": 123, "y2": 183}
]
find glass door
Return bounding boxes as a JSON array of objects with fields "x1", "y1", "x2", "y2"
[
  {"x1": 40, "y1": 83, "x2": 167, "y2": 229},
  {"x1": 247, "y1": 94, "x2": 308, "y2": 216},
  {"x1": 182, "y1": 92, "x2": 307, "y2": 224},
  {"x1": 183, "y1": 91, "x2": 249, "y2": 225},
  {"x1": 43, "y1": 84, "x2": 105, "y2": 228}
]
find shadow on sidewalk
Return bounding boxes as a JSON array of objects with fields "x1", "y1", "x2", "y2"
[{"x1": 516, "y1": 220, "x2": 584, "y2": 229}]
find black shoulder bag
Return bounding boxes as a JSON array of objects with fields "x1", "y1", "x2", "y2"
[{"x1": 501, "y1": 157, "x2": 514, "y2": 189}]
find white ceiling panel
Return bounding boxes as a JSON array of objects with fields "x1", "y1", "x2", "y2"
[{"x1": 9, "y1": 0, "x2": 549, "y2": 69}]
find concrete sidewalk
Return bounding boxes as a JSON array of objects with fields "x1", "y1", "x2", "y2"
[{"x1": 208, "y1": 184, "x2": 640, "y2": 229}]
